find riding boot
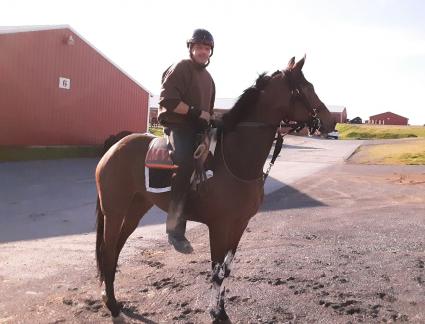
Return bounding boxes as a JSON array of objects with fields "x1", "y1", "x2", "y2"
[
  {"x1": 166, "y1": 180, "x2": 193, "y2": 253},
  {"x1": 166, "y1": 126, "x2": 196, "y2": 254}
]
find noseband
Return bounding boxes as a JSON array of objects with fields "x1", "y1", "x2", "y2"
[
  {"x1": 280, "y1": 70, "x2": 321, "y2": 135},
  {"x1": 232, "y1": 70, "x2": 323, "y2": 181},
  {"x1": 281, "y1": 70, "x2": 318, "y2": 115},
  {"x1": 236, "y1": 70, "x2": 321, "y2": 132}
]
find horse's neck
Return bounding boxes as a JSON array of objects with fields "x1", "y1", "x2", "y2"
[{"x1": 220, "y1": 126, "x2": 276, "y2": 181}]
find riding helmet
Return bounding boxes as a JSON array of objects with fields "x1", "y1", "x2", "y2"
[{"x1": 187, "y1": 29, "x2": 214, "y2": 49}]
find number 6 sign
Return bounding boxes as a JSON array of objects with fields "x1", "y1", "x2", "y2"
[{"x1": 59, "y1": 77, "x2": 71, "y2": 89}]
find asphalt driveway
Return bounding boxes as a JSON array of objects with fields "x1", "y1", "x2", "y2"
[{"x1": 0, "y1": 136, "x2": 362, "y2": 243}]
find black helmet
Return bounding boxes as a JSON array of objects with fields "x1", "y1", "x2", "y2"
[{"x1": 187, "y1": 29, "x2": 214, "y2": 49}]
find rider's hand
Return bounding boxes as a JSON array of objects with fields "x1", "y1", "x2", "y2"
[
  {"x1": 196, "y1": 111, "x2": 210, "y2": 130},
  {"x1": 211, "y1": 116, "x2": 224, "y2": 129},
  {"x1": 199, "y1": 111, "x2": 211, "y2": 123}
]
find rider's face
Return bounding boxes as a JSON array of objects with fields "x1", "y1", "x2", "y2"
[{"x1": 190, "y1": 43, "x2": 212, "y2": 65}]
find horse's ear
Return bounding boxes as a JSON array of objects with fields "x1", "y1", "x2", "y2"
[
  {"x1": 287, "y1": 57, "x2": 295, "y2": 69},
  {"x1": 293, "y1": 55, "x2": 306, "y2": 71}
]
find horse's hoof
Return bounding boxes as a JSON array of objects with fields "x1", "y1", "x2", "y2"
[
  {"x1": 102, "y1": 291, "x2": 121, "y2": 318},
  {"x1": 212, "y1": 318, "x2": 232, "y2": 324},
  {"x1": 101, "y1": 291, "x2": 107, "y2": 304},
  {"x1": 209, "y1": 307, "x2": 229, "y2": 323},
  {"x1": 167, "y1": 234, "x2": 194, "y2": 254},
  {"x1": 112, "y1": 313, "x2": 126, "y2": 324}
]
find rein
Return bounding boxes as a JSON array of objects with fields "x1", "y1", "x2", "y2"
[
  {"x1": 262, "y1": 121, "x2": 306, "y2": 182},
  {"x1": 220, "y1": 121, "x2": 301, "y2": 184},
  {"x1": 220, "y1": 125, "x2": 267, "y2": 183},
  {"x1": 219, "y1": 69, "x2": 322, "y2": 184}
]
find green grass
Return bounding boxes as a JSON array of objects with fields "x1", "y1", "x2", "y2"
[
  {"x1": 336, "y1": 124, "x2": 425, "y2": 140},
  {"x1": 1, "y1": 128, "x2": 164, "y2": 162},
  {"x1": 349, "y1": 139, "x2": 425, "y2": 165},
  {"x1": 0, "y1": 145, "x2": 102, "y2": 162},
  {"x1": 148, "y1": 126, "x2": 164, "y2": 137},
  {"x1": 399, "y1": 152, "x2": 425, "y2": 165}
]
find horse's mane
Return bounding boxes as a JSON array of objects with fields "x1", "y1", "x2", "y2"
[{"x1": 222, "y1": 73, "x2": 274, "y2": 132}]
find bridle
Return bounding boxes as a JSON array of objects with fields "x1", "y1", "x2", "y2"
[
  {"x1": 280, "y1": 69, "x2": 322, "y2": 136},
  {"x1": 227, "y1": 70, "x2": 323, "y2": 182}
]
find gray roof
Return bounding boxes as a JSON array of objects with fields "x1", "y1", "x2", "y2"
[{"x1": 0, "y1": 24, "x2": 152, "y2": 95}]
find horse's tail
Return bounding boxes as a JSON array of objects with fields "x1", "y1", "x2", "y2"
[
  {"x1": 95, "y1": 196, "x2": 105, "y2": 284},
  {"x1": 102, "y1": 130, "x2": 133, "y2": 155}
]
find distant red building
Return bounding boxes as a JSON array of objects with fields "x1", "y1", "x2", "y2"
[
  {"x1": 369, "y1": 112, "x2": 408, "y2": 125},
  {"x1": 328, "y1": 105, "x2": 347, "y2": 124},
  {"x1": 0, "y1": 25, "x2": 151, "y2": 146}
]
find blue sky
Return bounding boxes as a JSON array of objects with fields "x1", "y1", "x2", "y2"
[{"x1": 2, "y1": 0, "x2": 425, "y2": 124}]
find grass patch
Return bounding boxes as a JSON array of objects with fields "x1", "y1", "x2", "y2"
[
  {"x1": 399, "y1": 152, "x2": 425, "y2": 165},
  {"x1": 1, "y1": 129, "x2": 164, "y2": 162},
  {"x1": 148, "y1": 127, "x2": 164, "y2": 137},
  {"x1": 0, "y1": 145, "x2": 102, "y2": 162},
  {"x1": 349, "y1": 139, "x2": 425, "y2": 165},
  {"x1": 336, "y1": 124, "x2": 425, "y2": 140}
]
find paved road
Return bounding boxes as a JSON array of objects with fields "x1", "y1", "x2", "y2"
[{"x1": 0, "y1": 136, "x2": 362, "y2": 243}]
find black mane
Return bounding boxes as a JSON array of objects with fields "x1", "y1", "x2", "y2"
[{"x1": 222, "y1": 73, "x2": 273, "y2": 131}]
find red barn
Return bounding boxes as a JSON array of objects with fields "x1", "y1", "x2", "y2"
[
  {"x1": 369, "y1": 112, "x2": 408, "y2": 125},
  {"x1": 328, "y1": 105, "x2": 347, "y2": 124},
  {"x1": 0, "y1": 25, "x2": 151, "y2": 146}
]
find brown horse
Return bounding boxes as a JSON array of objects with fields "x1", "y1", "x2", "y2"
[{"x1": 95, "y1": 56, "x2": 335, "y2": 322}]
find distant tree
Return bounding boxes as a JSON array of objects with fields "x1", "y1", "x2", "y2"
[{"x1": 350, "y1": 117, "x2": 363, "y2": 124}]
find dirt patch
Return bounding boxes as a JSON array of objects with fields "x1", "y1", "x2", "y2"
[
  {"x1": 1, "y1": 164, "x2": 425, "y2": 323},
  {"x1": 384, "y1": 172, "x2": 425, "y2": 185}
]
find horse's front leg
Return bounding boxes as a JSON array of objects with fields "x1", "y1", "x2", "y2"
[{"x1": 209, "y1": 251, "x2": 234, "y2": 322}]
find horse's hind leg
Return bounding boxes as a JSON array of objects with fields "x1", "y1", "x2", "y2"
[
  {"x1": 103, "y1": 195, "x2": 153, "y2": 317},
  {"x1": 102, "y1": 213, "x2": 124, "y2": 317},
  {"x1": 116, "y1": 195, "x2": 153, "y2": 259}
]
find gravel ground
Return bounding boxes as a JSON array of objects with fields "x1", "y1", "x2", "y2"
[{"x1": 1, "y1": 163, "x2": 424, "y2": 323}]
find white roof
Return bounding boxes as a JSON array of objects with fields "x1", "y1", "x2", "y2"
[
  {"x1": 328, "y1": 105, "x2": 346, "y2": 113},
  {"x1": 149, "y1": 95, "x2": 237, "y2": 110},
  {"x1": 214, "y1": 98, "x2": 236, "y2": 110},
  {"x1": 0, "y1": 24, "x2": 152, "y2": 95},
  {"x1": 0, "y1": 25, "x2": 70, "y2": 34},
  {"x1": 149, "y1": 95, "x2": 160, "y2": 108}
]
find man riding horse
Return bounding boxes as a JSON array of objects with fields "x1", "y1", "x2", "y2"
[{"x1": 158, "y1": 29, "x2": 216, "y2": 253}]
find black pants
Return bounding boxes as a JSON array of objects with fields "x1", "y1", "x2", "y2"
[{"x1": 166, "y1": 127, "x2": 197, "y2": 236}]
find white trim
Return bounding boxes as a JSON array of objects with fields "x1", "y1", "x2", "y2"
[
  {"x1": 0, "y1": 25, "x2": 70, "y2": 34},
  {"x1": 147, "y1": 94, "x2": 154, "y2": 130},
  {"x1": 145, "y1": 167, "x2": 171, "y2": 193},
  {"x1": 0, "y1": 24, "x2": 152, "y2": 96},
  {"x1": 328, "y1": 105, "x2": 346, "y2": 113}
]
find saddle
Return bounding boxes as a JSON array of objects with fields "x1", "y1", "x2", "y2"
[
  {"x1": 145, "y1": 137, "x2": 178, "y2": 170},
  {"x1": 145, "y1": 130, "x2": 217, "y2": 193}
]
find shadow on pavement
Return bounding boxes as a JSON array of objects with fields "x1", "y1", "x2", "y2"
[
  {"x1": 0, "y1": 159, "x2": 167, "y2": 243},
  {"x1": 0, "y1": 159, "x2": 321, "y2": 243},
  {"x1": 261, "y1": 183, "x2": 326, "y2": 212},
  {"x1": 282, "y1": 144, "x2": 322, "y2": 150}
]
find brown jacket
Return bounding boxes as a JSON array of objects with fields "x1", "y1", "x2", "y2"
[{"x1": 158, "y1": 59, "x2": 215, "y2": 126}]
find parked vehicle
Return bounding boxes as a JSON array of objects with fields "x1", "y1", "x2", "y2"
[{"x1": 326, "y1": 130, "x2": 339, "y2": 139}]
